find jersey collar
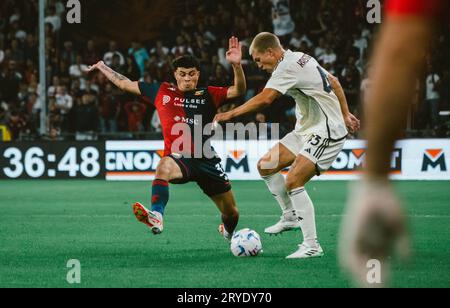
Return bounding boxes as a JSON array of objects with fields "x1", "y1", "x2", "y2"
[{"x1": 273, "y1": 49, "x2": 291, "y2": 73}]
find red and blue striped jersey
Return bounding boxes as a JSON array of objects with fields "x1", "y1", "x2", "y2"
[{"x1": 139, "y1": 82, "x2": 228, "y2": 157}]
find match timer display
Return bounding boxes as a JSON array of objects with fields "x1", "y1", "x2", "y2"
[{"x1": 0, "y1": 143, "x2": 105, "y2": 179}]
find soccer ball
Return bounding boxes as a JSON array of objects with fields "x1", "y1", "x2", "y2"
[{"x1": 230, "y1": 228, "x2": 263, "y2": 257}]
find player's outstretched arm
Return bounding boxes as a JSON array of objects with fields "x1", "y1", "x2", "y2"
[
  {"x1": 226, "y1": 36, "x2": 247, "y2": 99},
  {"x1": 86, "y1": 61, "x2": 140, "y2": 95},
  {"x1": 214, "y1": 88, "x2": 280, "y2": 124},
  {"x1": 339, "y1": 12, "x2": 435, "y2": 288},
  {"x1": 329, "y1": 74, "x2": 360, "y2": 133}
]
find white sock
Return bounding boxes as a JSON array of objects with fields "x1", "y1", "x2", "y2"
[
  {"x1": 262, "y1": 173, "x2": 294, "y2": 215},
  {"x1": 288, "y1": 187, "x2": 318, "y2": 248}
]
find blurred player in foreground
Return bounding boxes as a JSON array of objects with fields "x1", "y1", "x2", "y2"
[
  {"x1": 339, "y1": 0, "x2": 445, "y2": 287},
  {"x1": 214, "y1": 32, "x2": 360, "y2": 259},
  {"x1": 88, "y1": 37, "x2": 246, "y2": 240}
]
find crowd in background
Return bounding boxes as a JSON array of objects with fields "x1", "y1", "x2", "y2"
[{"x1": 0, "y1": 0, "x2": 449, "y2": 141}]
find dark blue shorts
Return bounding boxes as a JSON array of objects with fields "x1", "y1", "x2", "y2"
[{"x1": 168, "y1": 154, "x2": 232, "y2": 197}]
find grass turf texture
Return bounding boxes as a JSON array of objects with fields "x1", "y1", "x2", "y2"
[{"x1": 0, "y1": 180, "x2": 449, "y2": 288}]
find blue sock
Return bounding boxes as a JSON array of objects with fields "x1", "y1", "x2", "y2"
[{"x1": 151, "y1": 179, "x2": 169, "y2": 216}]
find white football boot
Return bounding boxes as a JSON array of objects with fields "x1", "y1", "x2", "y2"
[
  {"x1": 286, "y1": 242, "x2": 324, "y2": 259},
  {"x1": 264, "y1": 210, "x2": 301, "y2": 235},
  {"x1": 133, "y1": 202, "x2": 164, "y2": 235}
]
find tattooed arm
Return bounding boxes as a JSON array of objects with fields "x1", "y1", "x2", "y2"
[{"x1": 86, "y1": 61, "x2": 140, "y2": 95}]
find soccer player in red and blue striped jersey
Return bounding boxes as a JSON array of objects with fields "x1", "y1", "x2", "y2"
[{"x1": 88, "y1": 37, "x2": 246, "y2": 240}]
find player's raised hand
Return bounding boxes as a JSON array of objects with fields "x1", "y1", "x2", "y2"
[
  {"x1": 226, "y1": 36, "x2": 242, "y2": 66},
  {"x1": 86, "y1": 60, "x2": 105, "y2": 73}
]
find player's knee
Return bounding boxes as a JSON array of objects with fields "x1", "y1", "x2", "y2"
[
  {"x1": 156, "y1": 158, "x2": 175, "y2": 179},
  {"x1": 257, "y1": 158, "x2": 275, "y2": 177}
]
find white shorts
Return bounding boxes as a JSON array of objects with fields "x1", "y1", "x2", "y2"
[{"x1": 280, "y1": 131, "x2": 346, "y2": 174}]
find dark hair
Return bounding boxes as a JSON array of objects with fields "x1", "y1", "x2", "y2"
[{"x1": 172, "y1": 56, "x2": 200, "y2": 72}]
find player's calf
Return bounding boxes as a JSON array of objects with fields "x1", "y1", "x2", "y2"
[
  {"x1": 221, "y1": 210, "x2": 239, "y2": 237},
  {"x1": 284, "y1": 158, "x2": 315, "y2": 191},
  {"x1": 151, "y1": 179, "x2": 169, "y2": 215},
  {"x1": 211, "y1": 191, "x2": 240, "y2": 240},
  {"x1": 284, "y1": 156, "x2": 321, "y2": 251}
]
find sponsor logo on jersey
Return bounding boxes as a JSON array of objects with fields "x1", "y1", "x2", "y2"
[
  {"x1": 162, "y1": 95, "x2": 171, "y2": 106},
  {"x1": 225, "y1": 150, "x2": 249, "y2": 173},
  {"x1": 195, "y1": 90, "x2": 205, "y2": 96},
  {"x1": 174, "y1": 97, "x2": 206, "y2": 105},
  {"x1": 422, "y1": 149, "x2": 447, "y2": 172},
  {"x1": 297, "y1": 54, "x2": 312, "y2": 68},
  {"x1": 174, "y1": 116, "x2": 200, "y2": 125}
]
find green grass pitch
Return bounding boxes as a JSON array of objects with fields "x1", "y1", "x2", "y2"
[{"x1": 0, "y1": 180, "x2": 449, "y2": 288}]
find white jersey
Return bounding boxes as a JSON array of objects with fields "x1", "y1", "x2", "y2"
[{"x1": 265, "y1": 50, "x2": 348, "y2": 140}]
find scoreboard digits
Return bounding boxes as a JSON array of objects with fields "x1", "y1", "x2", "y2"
[{"x1": 0, "y1": 143, "x2": 105, "y2": 179}]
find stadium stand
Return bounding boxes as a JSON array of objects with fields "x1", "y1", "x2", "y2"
[{"x1": 0, "y1": 0, "x2": 448, "y2": 141}]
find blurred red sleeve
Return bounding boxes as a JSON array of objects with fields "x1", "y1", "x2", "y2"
[{"x1": 386, "y1": 0, "x2": 443, "y2": 17}]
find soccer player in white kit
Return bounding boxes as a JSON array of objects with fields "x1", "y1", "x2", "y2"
[{"x1": 214, "y1": 32, "x2": 360, "y2": 259}]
